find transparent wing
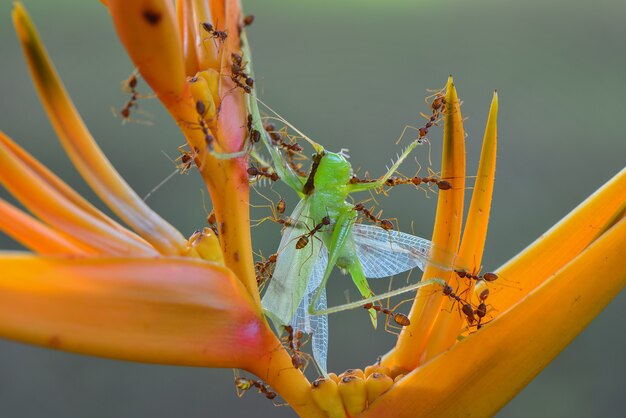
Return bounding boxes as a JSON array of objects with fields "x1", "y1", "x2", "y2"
[
  {"x1": 291, "y1": 247, "x2": 329, "y2": 375},
  {"x1": 261, "y1": 197, "x2": 324, "y2": 327},
  {"x1": 352, "y1": 223, "x2": 454, "y2": 278}
]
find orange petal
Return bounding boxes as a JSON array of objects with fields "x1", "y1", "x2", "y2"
[
  {"x1": 214, "y1": 0, "x2": 247, "y2": 154},
  {"x1": 0, "y1": 255, "x2": 263, "y2": 367},
  {"x1": 187, "y1": 0, "x2": 221, "y2": 71},
  {"x1": 107, "y1": 0, "x2": 185, "y2": 97},
  {"x1": 361, "y1": 216, "x2": 626, "y2": 418},
  {"x1": 0, "y1": 132, "x2": 151, "y2": 249},
  {"x1": 0, "y1": 199, "x2": 92, "y2": 256},
  {"x1": 13, "y1": 4, "x2": 191, "y2": 257},
  {"x1": 390, "y1": 77, "x2": 466, "y2": 370},
  {"x1": 0, "y1": 136, "x2": 155, "y2": 256},
  {"x1": 484, "y1": 166, "x2": 626, "y2": 312},
  {"x1": 421, "y1": 91, "x2": 498, "y2": 360},
  {"x1": 177, "y1": 0, "x2": 200, "y2": 76}
]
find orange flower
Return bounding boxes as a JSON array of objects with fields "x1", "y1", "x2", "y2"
[{"x1": 3, "y1": 2, "x2": 625, "y2": 417}]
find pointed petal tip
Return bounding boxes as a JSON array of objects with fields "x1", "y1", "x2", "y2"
[{"x1": 492, "y1": 90, "x2": 499, "y2": 106}]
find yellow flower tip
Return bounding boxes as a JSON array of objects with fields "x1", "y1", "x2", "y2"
[
  {"x1": 364, "y1": 364, "x2": 391, "y2": 378},
  {"x1": 187, "y1": 227, "x2": 224, "y2": 264},
  {"x1": 327, "y1": 372, "x2": 340, "y2": 383},
  {"x1": 189, "y1": 72, "x2": 218, "y2": 124},
  {"x1": 108, "y1": 0, "x2": 185, "y2": 97},
  {"x1": 389, "y1": 365, "x2": 411, "y2": 380},
  {"x1": 338, "y1": 375, "x2": 367, "y2": 417},
  {"x1": 365, "y1": 373, "x2": 394, "y2": 404},
  {"x1": 311, "y1": 377, "x2": 347, "y2": 418},
  {"x1": 12, "y1": 2, "x2": 35, "y2": 46},
  {"x1": 339, "y1": 368, "x2": 365, "y2": 380}
]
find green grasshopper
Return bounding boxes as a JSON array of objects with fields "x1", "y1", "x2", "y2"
[
  {"x1": 240, "y1": 34, "x2": 444, "y2": 374},
  {"x1": 249, "y1": 97, "x2": 449, "y2": 375}
]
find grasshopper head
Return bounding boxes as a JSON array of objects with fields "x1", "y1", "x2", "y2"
[{"x1": 315, "y1": 151, "x2": 351, "y2": 187}]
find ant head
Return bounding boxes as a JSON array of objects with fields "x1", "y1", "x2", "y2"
[{"x1": 315, "y1": 150, "x2": 351, "y2": 187}]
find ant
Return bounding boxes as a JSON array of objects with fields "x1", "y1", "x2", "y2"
[
  {"x1": 353, "y1": 202, "x2": 394, "y2": 231},
  {"x1": 263, "y1": 122, "x2": 307, "y2": 177},
  {"x1": 246, "y1": 114, "x2": 261, "y2": 144},
  {"x1": 207, "y1": 210, "x2": 219, "y2": 236},
  {"x1": 295, "y1": 215, "x2": 331, "y2": 250},
  {"x1": 243, "y1": 15, "x2": 254, "y2": 27},
  {"x1": 234, "y1": 376, "x2": 277, "y2": 400},
  {"x1": 201, "y1": 22, "x2": 227, "y2": 43},
  {"x1": 118, "y1": 73, "x2": 139, "y2": 121},
  {"x1": 255, "y1": 253, "x2": 278, "y2": 288},
  {"x1": 113, "y1": 72, "x2": 152, "y2": 124},
  {"x1": 253, "y1": 193, "x2": 295, "y2": 228},
  {"x1": 384, "y1": 175, "x2": 452, "y2": 191},
  {"x1": 416, "y1": 92, "x2": 446, "y2": 143},
  {"x1": 263, "y1": 122, "x2": 283, "y2": 145},
  {"x1": 284, "y1": 149, "x2": 306, "y2": 177},
  {"x1": 349, "y1": 175, "x2": 376, "y2": 184},
  {"x1": 175, "y1": 146, "x2": 198, "y2": 174},
  {"x1": 442, "y1": 284, "x2": 476, "y2": 324},
  {"x1": 248, "y1": 165, "x2": 279, "y2": 182},
  {"x1": 229, "y1": 53, "x2": 254, "y2": 93},
  {"x1": 455, "y1": 270, "x2": 498, "y2": 283},
  {"x1": 362, "y1": 302, "x2": 411, "y2": 327},
  {"x1": 474, "y1": 288, "x2": 490, "y2": 330},
  {"x1": 194, "y1": 100, "x2": 215, "y2": 151},
  {"x1": 282, "y1": 325, "x2": 310, "y2": 371}
]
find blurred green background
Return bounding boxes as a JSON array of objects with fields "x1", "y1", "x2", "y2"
[{"x1": 1, "y1": 0, "x2": 625, "y2": 416}]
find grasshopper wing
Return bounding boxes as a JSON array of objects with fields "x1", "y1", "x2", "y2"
[
  {"x1": 262, "y1": 197, "x2": 325, "y2": 328},
  {"x1": 291, "y1": 246, "x2": 329, "y2": 375},
  {"x1": 352, "y1": 223, "x2": 442, "y2": 278}
]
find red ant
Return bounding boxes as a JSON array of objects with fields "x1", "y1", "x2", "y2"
[
  {"x1": 416, "y1": 93, "x2": 446, "y2": 143},
  {"x1": 248, "y1": 165, "x2": 279, "y2": 182},
  {"x1": 253, "y1": 193, "x2": 295, "y2": 228},
  {"x1": 175, "y1": 146, "x2": 198, "y2": 174},
  {"x1": 243, "y1": 15, "x2": 254, "y2": 27},
  {"x1": 201, "y1": 22, "x2": 227, "y2": 43},
  {"x1": 442, "y1": 284, "x2": 476, "y2": 324},
  {"x1": 255, "y1": 253, "x2": 277, "y2": 288},
  {"x1": 206, "y1": 210, "x2": 219, "y2": 236},
  {"x1": 282, "y1": 325, "x2": 310, "y2": 371},
  {"x1": 229, "y1": 54, "x2": 253, "y2": 94},
  {"x1": 353, "y1": 202, "x2": 394, "y2": 231},
  {"x1": 455, "y1": 270, "x2": 498, "y2": 283},
  {"x1": 118, "y1": 73, "x2": 139, "y2": 121},
  {"x1": 234, "y1": 377, "x2": 277, "y2": 400},
  {"x1": 263, "y1": 123, "x2": 307, "y2": 177},
  {"x1": 362, "y1": 302, "x2": 411, "y2": 327},
  {"x1": 474, "y1": 288, "x2": 490, "y2": 330},
  {"x1": 114, "y1": 72, "x2": 152, "y2": 124},
  {"x1": 295, "y1": 215, "x2": 330, "y2": 250},
  {"x1": 384, "y1": 175, "x2": 452, "y2": 190},
  {"x1": 246, "y1": 114, "x2": 261, "y2": 144},
  {"x1": 349, "y1": 175, "x2": 376, "y2": 185},
  {"x1": 195, "y1": 100, "x2": 215, "y2": 151}
]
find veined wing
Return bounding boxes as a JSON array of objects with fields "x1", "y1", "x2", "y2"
[
  {"x1": 352, "y1": 223, "x2": 457, "y2": 279},
  {"x1": 291, "y1": 246, "x2": 329, "y2": 375},
  {"x1": 261, "y1": 197, "x2": 324, "y2": 327}
]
